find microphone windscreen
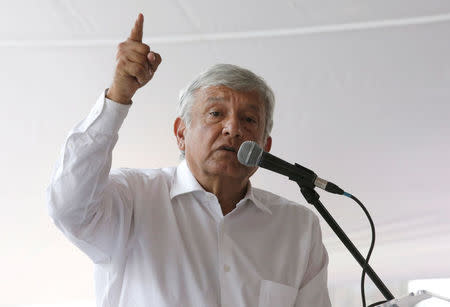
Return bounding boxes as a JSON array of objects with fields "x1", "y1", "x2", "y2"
[{"x1": 237, "y1": 141, "x2": 263, "y2": 167}]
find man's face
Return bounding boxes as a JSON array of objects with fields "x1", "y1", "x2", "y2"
[{"x1": 174, "y1": 85, "x2": 272, "y2": 182}]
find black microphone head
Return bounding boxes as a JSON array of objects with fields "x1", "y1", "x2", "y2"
[{"x1": 237, "y1": 141, "x2": 263, "y2": 167}]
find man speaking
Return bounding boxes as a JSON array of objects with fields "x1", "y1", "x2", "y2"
[{"x1": 46, "y1": 13, "x2": 331, "y2": 307}]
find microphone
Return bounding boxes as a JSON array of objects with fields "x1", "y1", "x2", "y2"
[{"x1": 237, "y1": 141, "x2": 344, "y2": 195}]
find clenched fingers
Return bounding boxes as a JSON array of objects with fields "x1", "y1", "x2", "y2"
[
  {"x1": 117, "y1": 40, "x2": 150, "y2": 58},
  {"x1": 125, "y1": 51, "x2": 149, "y2": 71},
  {"x1": 119, "y1": 60, "x2": 151, "y2": 85},
  {"x1": 148, "y1": 52, "x2": 162, "y2": 74}
]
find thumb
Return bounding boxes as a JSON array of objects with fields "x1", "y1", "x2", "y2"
[{"x1": 128, "y1": 13, "x2": 143, "y2": 42}]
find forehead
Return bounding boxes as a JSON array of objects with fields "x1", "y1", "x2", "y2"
[{"x1": 195, "y1": 86, "x2": 264, "y2": 112}]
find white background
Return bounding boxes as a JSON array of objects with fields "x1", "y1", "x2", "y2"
[{"x1": 1, "y1": 0, "x2": 449, "y2": 305}]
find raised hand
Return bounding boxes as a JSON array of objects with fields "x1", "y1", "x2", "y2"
[{"x1": 107, "y1": 13, "x2": 162, "y2": 104}]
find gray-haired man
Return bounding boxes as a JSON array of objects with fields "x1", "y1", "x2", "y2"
[{"x1": 47, "y1": 13, "x2": 331, "y2": 307}]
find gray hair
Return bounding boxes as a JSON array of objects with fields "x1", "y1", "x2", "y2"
[{"x1": 177, "y1": 64, "x2": 275, "y2": 157}]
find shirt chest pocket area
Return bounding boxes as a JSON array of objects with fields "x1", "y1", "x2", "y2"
[{"x1": 258, "y1": 279, "x2": 298, "y2": 307}]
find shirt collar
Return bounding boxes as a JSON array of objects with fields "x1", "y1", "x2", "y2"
[
  {"x1": 169, "y1": 160, "x2": 272, "y2": 215},
  {"x1": 240, "y1": 180, "x2": 273, "y2": 215},
  {"x1": 169, "y1": 159, "x2": 205, "y2": 199}
]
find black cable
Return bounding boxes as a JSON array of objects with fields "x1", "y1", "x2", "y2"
[
  {"x1": 368, "y1": 300, "x2": 388, "y2": 307},
  {"x1": 296, "y1": 177, "x2": 394, "y2": 304},
  {"x1": 343, "y1": 193, "x2": 376, "y2": 307}
]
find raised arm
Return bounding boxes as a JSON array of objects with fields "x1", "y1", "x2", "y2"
[{"x1": 46, "y1": 14, "x2": 161, "y2": 264}]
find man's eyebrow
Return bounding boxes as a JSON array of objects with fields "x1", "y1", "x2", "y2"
[
  {"x1": 246, "y1": 104, "x2": 261, "y2": 112},
  {"x1": 203, "y1": 96, "x2": 227, "y2": 108}
]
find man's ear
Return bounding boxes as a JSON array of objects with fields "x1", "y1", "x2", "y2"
[
  {"x1": 264, "y1": 136, "x2": 272, "y2": 152},
  {"x1": 174, "y1": 117, "x2": 186, "y2": 151}
]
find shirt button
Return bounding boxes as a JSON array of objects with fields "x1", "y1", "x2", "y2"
[{"x1": 224, "y1": 264, "x2": 230, "y2": 272}]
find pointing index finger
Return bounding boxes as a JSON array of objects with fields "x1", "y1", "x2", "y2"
[{"x1": 129, "y1": 13, "x2": 143, "y2": 42}]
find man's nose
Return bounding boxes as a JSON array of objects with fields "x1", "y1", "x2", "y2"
[{"x1": 222, "y1": 116, "x2": 243, "y2": 138}]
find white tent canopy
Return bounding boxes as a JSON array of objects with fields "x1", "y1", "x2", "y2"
[{"x1": 1, "y1": 0, "x2": 449, "y2": 304}]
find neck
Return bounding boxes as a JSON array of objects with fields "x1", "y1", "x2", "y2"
[{"x1": 196, "y1": 172, "x2": 249, "y2": 214}]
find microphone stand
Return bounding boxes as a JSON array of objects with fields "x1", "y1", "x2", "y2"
[
  {"x1": 290, "y1": 165, "x2": 395, "y2": 302},
  {"x1": 254, "y1": 150, "x2": 448, "y2": 305}
]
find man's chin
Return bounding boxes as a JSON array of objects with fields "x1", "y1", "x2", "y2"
[{"x1": 207, "y1": 160, "x2": 255, "y2": 178}]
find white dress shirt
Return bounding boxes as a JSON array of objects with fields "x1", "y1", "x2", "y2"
[{"x1": 46, "y1": 90, "x2": 331, "y2": 307}]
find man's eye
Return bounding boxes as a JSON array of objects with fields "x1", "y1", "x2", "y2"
[
  {"x1": 210, "y1": 111, "x2": 221, "y2": 117},
  {"x1": 245, "y1": 117, "x2": 256, "y2": 123}
]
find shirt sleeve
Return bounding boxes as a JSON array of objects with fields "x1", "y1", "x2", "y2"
[
  {"x1": 294, "y1": 215, "x2": 332, "y2": 307},
  {"x1": 46, "y1": 89, "x2": 134, "y2": 264}
]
